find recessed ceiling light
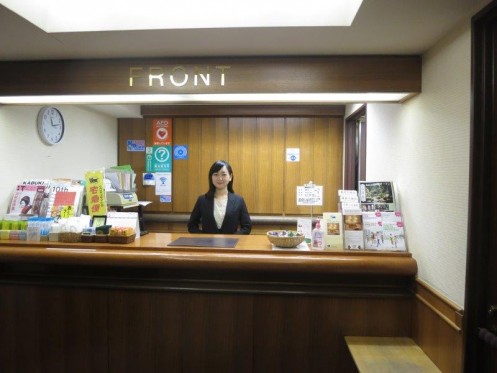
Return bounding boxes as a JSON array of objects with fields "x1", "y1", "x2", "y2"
[{"x1": 0, "y1": 0, "x2": 363, "y2": 32}]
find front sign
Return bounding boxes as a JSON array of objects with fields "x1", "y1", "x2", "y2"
[{"x1": 129, "y1": 65, "x2": 231, "y2": 88}]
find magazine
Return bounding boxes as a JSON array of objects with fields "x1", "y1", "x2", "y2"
[
  {"x1": 9, "y1": 183, "x2": 51, "y2": 217},
  {"x1": 46, "y1": 179, "x2": 85, "y2": 220}
]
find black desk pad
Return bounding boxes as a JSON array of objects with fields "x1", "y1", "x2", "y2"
[{"x1": 167, "y1": 237, "x2": 239, "y2": 248}]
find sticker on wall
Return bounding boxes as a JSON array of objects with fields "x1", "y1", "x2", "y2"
[
  {"x1": 127, "y1": 140, "x2": 145, "y2": 152},
  {"x1": 160, "y1": 195, "x2": 172, "y2": 203},
  {"x1": 143, "y1": 173, "x2": 155, "y2": 186},
  {"x1": 152, "y1": 118, "x2": 172, "y2": 145},
  {"x1": 174, "y1": 145, "x2": 188, "y2": 160},
  {"x1": 156, "y1": 172, "x2": 172, "y2": 202},
  {"x1": 286, "y1": 148, "x2": 300, "y2": 162},
  {"x1": 146, "y1": 146, "x2": 172, "y2": 172}
]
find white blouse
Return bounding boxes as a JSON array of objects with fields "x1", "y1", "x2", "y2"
[{"x1": 214, "y1": 196, "x2": 228, "y2": 229}]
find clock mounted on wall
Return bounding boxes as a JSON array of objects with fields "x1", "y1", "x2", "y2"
[{"x1": 37, "y1": 106, "x2": 65, "y2": 145}]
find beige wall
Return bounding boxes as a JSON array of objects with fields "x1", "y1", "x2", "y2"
[
  {"x1": 0, "y1": 105, "x2": 117, "y2": 212},
  {"x1": 363, "y1": 21, "x2": 471, "y2": 307}
]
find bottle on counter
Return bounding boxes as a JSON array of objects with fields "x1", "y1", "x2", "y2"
[{"x1": 311, "y1": 218, "x2": 324, "y2": 250}]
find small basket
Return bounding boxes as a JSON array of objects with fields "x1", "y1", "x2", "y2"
[
  {"x1": 267, "y1": 231, "x2": 305, "y2": 248},
  {"x1": 94, "y1": 234, "x2": 108, "y2": 243},
  {"x1": 58, "y1": 232, "x2": 82, "y2": 243},
  {"x1": 81, "y1": 234, "x2": 95, "y2": 243},
  {"x1": 108, "y1": 234, "x2": 136, "y2": 244}
]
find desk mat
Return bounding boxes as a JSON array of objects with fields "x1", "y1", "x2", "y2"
[{"x1": 167, "y1": 237, "x2": 239, "y2": 248}]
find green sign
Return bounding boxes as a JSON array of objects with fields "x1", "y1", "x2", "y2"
[{"x1": 146, "y1": 146, "x2": 172, "y2": 172}]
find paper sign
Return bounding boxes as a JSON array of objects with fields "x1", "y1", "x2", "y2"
[
  {"x1": 155, "y1": 172, "x2": 172, "y2": 196},
  {"x1": 286, "y1": 148, "x2": 300, "y2": 162},
  {"x1": 85, "y1": 170, "x2": 107, "y2": 216},
  {"x1": 297, "y1": 185, "x2": 323, "y2": 206}
]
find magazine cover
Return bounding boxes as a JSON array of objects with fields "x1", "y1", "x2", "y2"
[
  {"x1": 9, "y1": 184, "x2": 49, "y2": 216},
  {"x1": 381, "y1": 211, "x2": 407, "y2": 251},
  {"x1": 46, "y1": 179, "x2": 85, "y2": 220},
  {"x1": 362, "y1": 211, "x2": 384, "y2": 250},
  {"x1": 322, "y1": 212, "x2": 343, "y2": 250},
  {"x1": 343, "y1": 212, "x2": 364, "y2": 250},
  {"x1": 359, "y1": 181, "x2": 397, "y2": 212}
]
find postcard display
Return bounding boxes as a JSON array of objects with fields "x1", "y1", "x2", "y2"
[{"x1": 319, "y1": 184, "x2": 407, "y2": 252}]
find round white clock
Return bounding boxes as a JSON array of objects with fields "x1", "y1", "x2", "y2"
[{"x1": 37, "y1": 106, "x2": 65, "y2": 145}]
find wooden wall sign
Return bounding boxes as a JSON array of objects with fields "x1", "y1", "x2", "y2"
[{"x1": 0, "y1": 56, "x2": 421, "y2": 96}]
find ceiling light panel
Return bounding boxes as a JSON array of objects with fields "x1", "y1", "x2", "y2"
[
  {"x1": 0, "y1": 0, "x2": 363, "y2": 32},
  {"x1": 0, "y1": 93, "x2": 409, "y2": 105}
]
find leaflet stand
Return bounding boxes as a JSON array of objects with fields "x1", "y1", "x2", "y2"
[{"x1": 296, "y1": 181, "x2": 323, "y2": 225}]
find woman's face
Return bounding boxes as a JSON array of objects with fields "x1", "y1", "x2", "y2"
[{"x1": 211, "y1": 166, "x2": 232, "y2": 190}]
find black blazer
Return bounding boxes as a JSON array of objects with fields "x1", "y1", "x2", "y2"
[{"x1": 187, "y1": 193, "x2": 252, "y2": 234}]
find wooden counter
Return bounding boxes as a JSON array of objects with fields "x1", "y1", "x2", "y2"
[
  {"x1": 0, "y1": 233, "x2": 416, "y2": 293},
  {"x1": 0, "y1": 234, "x2": 418, "y2": 372}
]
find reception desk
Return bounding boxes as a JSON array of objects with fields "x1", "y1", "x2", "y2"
[{"x1": 0, "y1": 233, "x2": 417, "y2": 372}]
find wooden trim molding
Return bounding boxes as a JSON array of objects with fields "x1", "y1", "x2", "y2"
[
  {"x1": 412, "y1": 278, "x2": 464, "y2": 372},
  {"x1": 413, "y1": 279, "x2": 464, "y2": 332},
  {"x1": 141, "y1": 104, "x2": 345, "y2": 117}
]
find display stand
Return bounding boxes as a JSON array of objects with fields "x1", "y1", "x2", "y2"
[
  {"x1": 109, "y1": 201, "x2": 151, "y2": 236},
  {"x1": 296, "y1": 181, "x2": 323, "y2": 223}
]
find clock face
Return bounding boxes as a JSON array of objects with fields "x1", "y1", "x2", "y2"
[{"x1": 37, "y1": 106, "x2": 65, "y2": 145}]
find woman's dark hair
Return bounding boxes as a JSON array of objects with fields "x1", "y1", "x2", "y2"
[
  {"x1": 205, "y1": 160, "x2": 234, "y2": 199},
  {"x1": 20, "y1": 196, "x2": 30, "y2": 205}
]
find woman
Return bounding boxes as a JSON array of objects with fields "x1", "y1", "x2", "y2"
[{"x1": 188, "y1": 160, "x2": 252, "y2": 234}]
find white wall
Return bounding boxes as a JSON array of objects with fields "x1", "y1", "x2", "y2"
[
  {"x1": 362, "y1": 22, "x2": 471, "y2": 307},
  {"x1": 0, "y1": 105, "x2": 117, "y2": 213}
]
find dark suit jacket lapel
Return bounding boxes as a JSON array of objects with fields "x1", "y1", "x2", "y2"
[{"x1": 221, "y1": 194, "x2": 236, "y2": 230}]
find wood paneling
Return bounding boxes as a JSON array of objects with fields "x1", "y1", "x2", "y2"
[
  {"x1": 172, "y1": 117, "x2": 229, "y2": 212},
  {"x1": 284, "y1": 117, "x2": 343, "y2": 214},
  {"x1": 118, "y1": 118, "x2": 147, "y2": 202},
  {"x1": 119, "y1": 114, "x2": 343, "y2": 216},
  {"x1": 108, "y1": 291, "x2": 253, "y2": 373},
  {"x1": 412, "y1": 279, "x2": 463, "y2": 372},
  {"x1": 229, "y1": 117, "x2": 286, "y2": 214},
  {"x1": 142, "y1": 104, "x2": 345, "y2": 117},
  {"x1": 0, "y1": 284, "x2": 108, "y2": 373}
]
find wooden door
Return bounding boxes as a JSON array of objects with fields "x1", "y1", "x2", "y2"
[{"x1": 464, "y1": 1, "x2": 497, "y2": 371}]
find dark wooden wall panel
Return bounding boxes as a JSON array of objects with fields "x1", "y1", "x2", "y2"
[{"x1": 0, "y1": 284, "x2": 108, "y2": 373}]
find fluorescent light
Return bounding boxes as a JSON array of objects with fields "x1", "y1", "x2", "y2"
[
  {"x1": 0, "y1": 93, "x2": 409, "y2": 105},
  {"x1": 0, "y1": 0, "x2": 363, "y2": 32}
]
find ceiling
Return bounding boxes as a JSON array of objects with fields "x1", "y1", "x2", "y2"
[{"x1": 0, "y1": 0, "x2": 491, "y2": 117}]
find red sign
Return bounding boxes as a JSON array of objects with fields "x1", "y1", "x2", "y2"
[{"x1": 152, "y1": 118, "x2": 172, "y2": 145}]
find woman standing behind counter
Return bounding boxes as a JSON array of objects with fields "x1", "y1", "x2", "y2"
[{"x1": 188, "y1": 160, "x2": 252, "y2": 234}]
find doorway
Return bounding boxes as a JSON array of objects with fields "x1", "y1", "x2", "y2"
[
  {"x1": 344, "y1": 105, "x2": 367, "y2": 190},
  {"x1": 464, "y1": 1, "x2": 497, "y2": 371}
]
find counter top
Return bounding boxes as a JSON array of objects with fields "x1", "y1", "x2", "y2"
[{"x1": 0, "y1": 233, "x2": 415, "y2": 273}]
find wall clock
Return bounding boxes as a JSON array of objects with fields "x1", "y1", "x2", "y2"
[{"x1": 37, "y1": 106, "x2": 65, "y2": 145}]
